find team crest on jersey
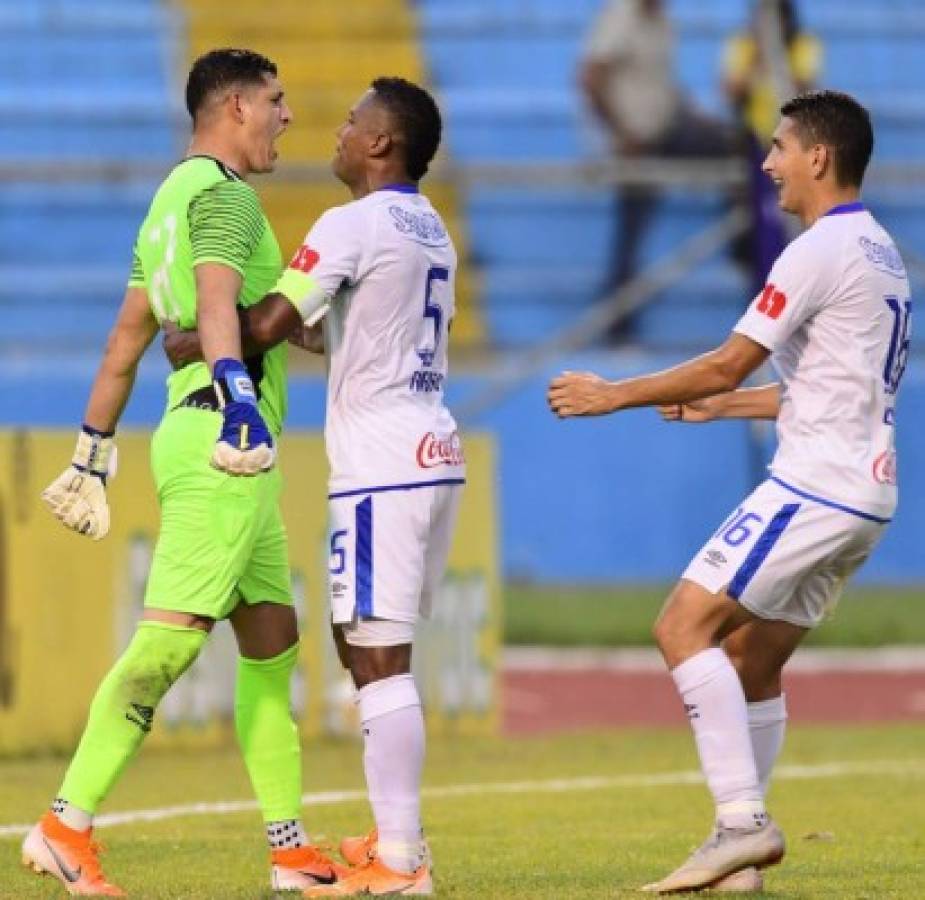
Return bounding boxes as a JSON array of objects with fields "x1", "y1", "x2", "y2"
[
  {"x1": 289, "y1": 245, "x2": 320, "y2": 274},
  {"x1": 858, "y1": 237, "x2": 906, "y2": 277},
  {"x1": 416, "y1": 431, "x2": 465, "y2": 469},
  {"x1": 388, "y1": 206, "x2": 448, "y2": 246}
]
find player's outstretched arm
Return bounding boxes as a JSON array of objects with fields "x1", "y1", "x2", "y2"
[
  {"x1": 548, "y1": 333, "x2": 769, "y2": 418},
  {"x1": 657, "y1": 383, "x2": 781, "y2": 423},
  {"x1": 42, "y1": 286, "x2": 159, "y2": 540}
]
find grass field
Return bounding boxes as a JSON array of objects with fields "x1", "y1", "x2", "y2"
[
  {"x1": 505, "y1": 584, "x2": 925, "y2": 647},
  {"x1": 2, "y1": 725, "x2": 923, "y2": 899}
]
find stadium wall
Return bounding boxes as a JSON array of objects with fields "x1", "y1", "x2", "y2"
[{"x1": 2, "y1": 354, "x2": 922, "y2": 585}]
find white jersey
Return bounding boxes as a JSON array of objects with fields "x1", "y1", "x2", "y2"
[
  {"x1": 734, "y1": 202, "x2": 910, "y2": 520},
  {"x1": 275, "y1": 185, "x2": 465, "y2": 494}
]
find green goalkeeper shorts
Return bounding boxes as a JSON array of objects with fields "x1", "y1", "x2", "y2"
[{"x1": 144, "y1": 407, "x2": 291, "y2": 620}]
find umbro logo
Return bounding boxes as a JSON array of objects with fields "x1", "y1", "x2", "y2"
[
  {"x1": 703, "y1": 549, "x2": 727, "y2": 568},
  {"x1": 684, "y1": 703, "x2": 700, "y2": 720}
]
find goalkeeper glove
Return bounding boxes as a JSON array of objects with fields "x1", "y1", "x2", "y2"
[
  {"x1": 41, "y1": 425, "x2": 116, "y2": 540},
  {"x1": 210, "y1": 358, "x2": 276, "y2": 476}
]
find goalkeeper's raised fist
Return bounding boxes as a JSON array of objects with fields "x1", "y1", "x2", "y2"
[
  {"x1": 41, "y1": 425, "x2": 116, "y2": 540},
  {"x1": 210, "y1": 358, "x2": 276, "y2": 476}
]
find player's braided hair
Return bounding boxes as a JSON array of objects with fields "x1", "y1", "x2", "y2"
[
  {"x1": 781, "y1": 90, "x2": 874, "y2": 188},
  {"x1": 371, "y1": 76, "x2": 442, "y2": 181},
  {"x1": 186, "y1": 48, "x2": 278, "y2": 121}
]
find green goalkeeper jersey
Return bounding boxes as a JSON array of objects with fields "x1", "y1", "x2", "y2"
[{"x1": 129, "y1": 155, "x2": 287, "y2": 435}]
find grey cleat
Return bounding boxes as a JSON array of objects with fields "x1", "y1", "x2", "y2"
[
  {"x1": 710, "y1": 866, "x2": 764, "y2": 893},
  {"x1": 641, "y1": 820, "x2": 784, "y2": 894}
]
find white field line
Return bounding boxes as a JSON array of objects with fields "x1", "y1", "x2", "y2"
[
  {"x1": 2, "y1": 758, "x2": 923, "y2": 840},
  {"x1": 504, "y1": 646, "x2": 925, "y2": 673}
]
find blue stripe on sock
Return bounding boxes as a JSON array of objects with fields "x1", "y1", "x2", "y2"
[{"x1": 728, "y1": 503, "x2": 800, "y2": 600}]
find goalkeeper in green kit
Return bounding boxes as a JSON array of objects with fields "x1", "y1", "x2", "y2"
[{"x1": 22, "y1": 49, "x2": 348, "y2": 896}]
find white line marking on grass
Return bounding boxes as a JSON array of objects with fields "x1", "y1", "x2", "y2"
[{"x1": 2, "y1": 758, "x2": 923, "y2": 839}]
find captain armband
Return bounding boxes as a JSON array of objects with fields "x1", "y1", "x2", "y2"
[{"x1": 274, "y1": 268, "x2": 332, "y2": 326}]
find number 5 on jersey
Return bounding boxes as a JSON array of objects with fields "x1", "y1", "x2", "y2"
[{"x1": 417, "y1": 266, "x2": 449, "y2": 367}]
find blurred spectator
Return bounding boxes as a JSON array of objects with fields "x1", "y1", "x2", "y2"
[
  {"x1": 723, "y1": 0, "x2": 822, "y2": 291},
  {"x1": 579, "y1": 0, "x2": 732, "y2": 342}
]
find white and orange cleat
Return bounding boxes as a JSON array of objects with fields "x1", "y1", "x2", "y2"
[
  {"x1": 21, "y1": 811, "x2": 125, "y2": 897},
  {"x1": 339, "y1": 828, "x2": 432, "y2": 871},
  {"x1": 271, "y1": 844, "x2": 352, "y2": 891},
  {"x1": 303, "y1": 856, "x2": 432, "y2": 896},
  {"x1": 339, "y1": 828, "x2": 377, "y2": 867}
]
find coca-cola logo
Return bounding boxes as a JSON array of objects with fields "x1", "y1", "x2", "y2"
[
  {"x1": 416, "y1": 431, "x2": 465, "y2": 469},
  {"x1": 872, "y1": 450, "x2": 897, "y2": 486}
]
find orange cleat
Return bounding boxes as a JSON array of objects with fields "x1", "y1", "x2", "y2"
[
  {"x1": 271, "y1": 843, "x2": 352, "y2": 891},
  {"x1": 339, "y1": 828, "x2": 432, "y2": 871},
  {"x1": 21, "y1": 811, "x2": 125, "y2": 897},
  {"x1": 303, "y1": 856, "x2": 432, "y2": 896},
  {"x1": 339, "y1": 828, "x2": 377, "y2": 867}
]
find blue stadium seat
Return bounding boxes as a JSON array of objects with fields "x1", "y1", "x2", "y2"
[
  {"x1": 0, "y1": 0, "x2": 179, "y2": 351},
  {"x1": 419, "y1": 0, "x2": 925, "y2": 348},
  {"x1": 0, "y1": 182, "x2": 158, "y2": 266}
]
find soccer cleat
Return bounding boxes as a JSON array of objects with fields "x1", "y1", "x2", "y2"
[
  {"x1": 710, "y1": 866, "x2": 764, "y2": 893},
  {"x1": 303, "y1": 856, "x2": 433, "y2": 896},
  {"x1": 641, "y1": 819, "x2": 784, "y2": 894},
  {"x1": 271, "y1": 844, "x2": 352, "y2": 891},
  {"x1": 339, "y1": 828, "x2": 377, "y2": 867},
  {"x1": 339, "y1": 828, "x2": 432, "y2": 870},
  {"x1": 21, "y1": 811, "x2": 125, "y2": 896}
]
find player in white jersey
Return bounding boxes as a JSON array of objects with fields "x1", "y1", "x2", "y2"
[
  {"x1": 548, "y1": 90, "x2": 906, "y2": 894},
  {"x1": 166, "y1": 76, "x2": 460, "y2": 896}
]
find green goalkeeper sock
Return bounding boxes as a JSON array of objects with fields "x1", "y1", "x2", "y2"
[
  {"x1": 235, "y1": 643, "x2": 303, "y2": 823},
  {"x1": 58, "y1": 621, "x2": 207, "y2": 813}
]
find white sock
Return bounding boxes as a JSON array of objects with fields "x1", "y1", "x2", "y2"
[
  {"x1": 671, "y1": 648, "x2": 766, "y2": 830},
  {"x1": 52, "y1": 798, "x2": 92, "y2": 832},
  {"x1": 267, "y1": 819, "x2": 308, "y2": 850},
  {"x1": 357, "y1": 673, "x2": 425, "y2": 874},
  {"x1": 747, "y1": 695, "x2": 788, "y2": 796}
]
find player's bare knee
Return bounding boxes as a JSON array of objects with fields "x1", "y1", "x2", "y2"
[
  {"x1": 348, "y1": 644, "x2": 412, "y2": 689},
  {"x1": 654, "y1": 582, "x2": 743, "y2": 665},
  {"x1": 341, "y1": 619, "x2": 413, "y2": 688},
  {"x1": 230, "y1": 601, "x2": 298, "y2": 659}
]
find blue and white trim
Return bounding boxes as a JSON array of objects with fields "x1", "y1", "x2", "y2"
[
  {"x1": 771, "y1": 476, "x2": 892, "y2": 524},
  {"x1": 824, "y1": 201, "x2": 865, "y2": 217},
  {"x1": 329, "y1": 477, "x2": 465, "y2": 500},
  {"x1": 728, "y1": 503, "x2": 801, "y2": 600}
]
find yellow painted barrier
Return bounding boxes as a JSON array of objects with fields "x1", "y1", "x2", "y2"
[{"x1": 0, "y1": 430, "x2": 499, "y2": 755}]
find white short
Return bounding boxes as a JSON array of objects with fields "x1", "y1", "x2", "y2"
[
  {"x1": 682, "y1": 478, "x2": 889, "y2": 628},
  {"x1": 327, "y1": 483, "x2": 462, "y2": 628}
]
